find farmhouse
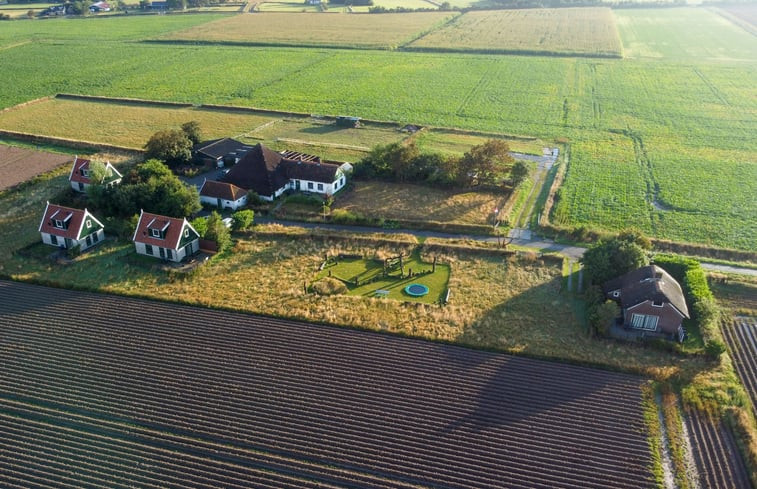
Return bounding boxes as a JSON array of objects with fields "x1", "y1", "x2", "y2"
[
  {"x1": 132, "y1": 210, "x2": 199, "y2": 262},
  {"x1": 199, "y1": 179, "x2": 248, "y2": 210},
  {"x1": 604, "y1": 265, "x2": 690, "y2": 342},
  {"x1": 193, "y1": 138, "x2": 253, "y2": 168},
  {"x1": 38, "y1": 202, "x2": 105, "y2": 251},
  {"x1": 69, "y1": 156, "x2": 122, "y2": 193},
  {"x1": 225, "y1": 143, "x2": 346, "y2": 202}
]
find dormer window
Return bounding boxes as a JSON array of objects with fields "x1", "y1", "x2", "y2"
[
  {"x1": 54, "y1": 219, "x2": 63, "y2": 229},
  {"x1": 652, "y1": 301, "x2": 663, "y2": 307},
  {"x1": 150, "y1": 228, "x2": 162, "y2": 238},
  {"x1": 82, "y1": 169, "x2": 90, "y2": 177}
]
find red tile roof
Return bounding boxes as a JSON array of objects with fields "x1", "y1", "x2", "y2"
[
  {"x1": 200, "y1": 180, "x2": 247, "y2": 201},
  {"x1": 68, "y1": 157, "x2": 91, "y2": 185},
  {"x1": 38, "y1": 203, "x2": 100, "y2": 240},
  {"x1": 132, "y1": 211, "x2": 196, "y2": 250}
]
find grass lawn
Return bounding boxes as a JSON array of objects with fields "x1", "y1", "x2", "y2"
[
  {"x1": 315, "y1": 248, "x2": 450, "y2": 304},
  {"x1": 335, "y1": 181, "x2": 506, "y2": 226}
]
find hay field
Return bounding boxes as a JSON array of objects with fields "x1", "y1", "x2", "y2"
[
  {"x1": 161, "y1": 11, "x2": 457, "y2": 48},
  {"x1": 0, "y1": 98, "x2": 277, "y2": 149},
  {"x1": 408, "y1": 8, "x2": 622, "y2": 56}
]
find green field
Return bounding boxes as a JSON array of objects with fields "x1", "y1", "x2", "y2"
[
  {"x1": 615, "y1": 8, "x2": 757, "y2": 60},
  {"x1": 0, "y1": 9, "x2": 754, "y2": 250},
  {"x1": 409, "y1": 8, "x2": 622, "y2": 56},
  {"x1": 162, "y1": 11, "x2": 456, "y2": 48}
]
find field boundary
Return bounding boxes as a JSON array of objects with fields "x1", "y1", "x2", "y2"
[
  {"x1": 0, "y1": 129, "x2": 142, "y2": 154},
  {"x1": 56, "y1": 93, "x2": 194, "y2": 108},
  {"x1": 401, "y1": 45, "x2": 623, "y2": 58}
]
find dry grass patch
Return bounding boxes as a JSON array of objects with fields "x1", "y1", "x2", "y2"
[
  {"x1": 335, "y1": 181, "x2": 506, "y2": 225},
  {"x1": 415, "y1": 129, "x2": 549, "y2": 156},
  {"x1": 0, "y1": 98, "x2": 277, "y2": 149},
  {"x1": 161, "y1": 12, "x2": 457, "y2": 49},
  {"x1": 409, "y1": 8, "x2": 621, "y2": 56}
]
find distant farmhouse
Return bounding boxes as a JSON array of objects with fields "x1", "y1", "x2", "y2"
[
  {"x1": 89, "y1": 1, "x2": 111, "y2": 12},
  {"x1": 604, "y1": 265, "x2": 690, "y2": 342},
  {"x1": 223, "y1": 143, "x2": 347, "y2": 202},
  {"x1": 69, "y1": 157, "x2": 122, "y2": 193},
  {"x1": 132, "y1": 211, "x2": 200, "y2": 262},
  {"x1": 39, "y1": 202, "x2": 105, "y2": 251}
]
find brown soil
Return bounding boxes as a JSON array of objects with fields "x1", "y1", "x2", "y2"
[{"x1": 0, "y1": 145, "x2": 71, "y2": 191}]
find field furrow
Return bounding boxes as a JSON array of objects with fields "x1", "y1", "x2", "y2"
[{"x1": 722, "y1": 317, "x2": 757, "y2": 416}]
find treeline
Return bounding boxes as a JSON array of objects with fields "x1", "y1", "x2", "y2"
[{"x1": 354, "y1": 139, "x2": 529, "y2": 189}]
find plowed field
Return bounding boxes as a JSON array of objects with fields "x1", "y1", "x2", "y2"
[
  {"x1": 0, "y1": 145, "x2": 70, "y2": 191},
  {"x1": 0, "y1": 280, "x2": 656, "y2": 489},
  {"x1": 722, "y1": 317, "x2": 757, "y2": 416}
]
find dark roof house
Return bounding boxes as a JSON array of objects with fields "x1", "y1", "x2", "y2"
[
  {"x1": 193, "y1": 138, "x2": 253, "y2": 167},
  {"x1": 604, "y1": 265, "x2": 690, "y2": 342},
  {"x1": 225, "y1": 143, "x2": 344, "y2": 201}
]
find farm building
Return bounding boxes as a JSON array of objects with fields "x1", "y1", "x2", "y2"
[
  {"x1": 68, "y1": 156, "x2": 122, "y2": 193},
  {"x1": 199, "y1": 179, "x2": 248, "y2": 210},
  {"x1": 335, "y1": 116, "x2": 361, "y2": 128},
  {"x1": 132, "y1": 210, "x2": 199, "y2": 262},
  {"x1": 225, "y1": 143, "x2": 347, "y2": 201},
  {"x1": 38, "y1": 202, "x2": 105, "y2": 251},
  {"x1": 193, "y1": 138, "x2": 254, "y2": 168},
  {"x1": 604, "y1": 265, "x2": 690, "y2": 342}
]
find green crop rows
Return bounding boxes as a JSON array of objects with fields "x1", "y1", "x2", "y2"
[{"x1": 0, "y1": 9, "x2": 754, "y2": 250}]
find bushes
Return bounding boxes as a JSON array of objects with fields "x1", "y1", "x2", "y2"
[
  {"x1": 311, "y1": 277, "x2": 348, "y2": 296},
  {"x1": 231, "y1": 209, "x2": 254, "y2": 231}
]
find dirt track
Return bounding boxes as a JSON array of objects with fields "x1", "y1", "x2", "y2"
[{"x1": 0, "y1": 145, "x2": 71, "y2": 191}]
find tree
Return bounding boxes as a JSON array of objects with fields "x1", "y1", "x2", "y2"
[
  {"x1": 456, "y1": 139, "x2": 514, "y2": 187},
  {"x1": 509, "y1": 161, "x2": 530, "y2": 188},
  {"x1": 231, "y1": 209, "x2": 255, "y2": 231},
  {"x1": 88, "y1": 160, "x2": 108, "y2": 186},
  {"x1": 144, "y1": 129, "x2": 192, "y2": 168},
  {"x1": 181, "y1": 121, "x2": 202, "y2": 145},
  {"x1": 190, "y1": 216, "x2": 208, "y2": 237},
  {"x1": 581, "y1": 233, "x2": 650, "y2": 286},
  {"x1": 590, "y1": 300, "x2": 620, "y2": 336},
  {"x1": 204, "y1": 211, "x2": 231, "y2": 251}
]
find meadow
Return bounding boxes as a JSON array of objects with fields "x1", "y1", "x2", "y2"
[
  {"x1": 0, "y1": 9, "x2": 754, "y2": 250},
  {"x1": 161, "y1": 11, "x2": 457, "y2": 49},
  {"x1": 409, "y1": 8, "x2": 622, "y2": 57},
  {"x1": 614, "y1": 8, "x2": 757, "y2": 60}
]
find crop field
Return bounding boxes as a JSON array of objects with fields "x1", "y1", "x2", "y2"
[
  {"x1": 615, "y1": 8, "x2": 757, "y2": 61},
  {"x1": 409, "y1": 8, "x2": 622, "y2": 57},
  {"x1": 722, "y1": 318, "x2": 757, "y2": 417},
  {"x1": 0, "y1": 146, "x2": 71, "y2": 191},
  {"x1": 0, "y1": 13, "x2": 226, "y2": 44},
  {"x1": 685, "y1": 408, "x2": 753, "y2": 489},
  {"x1": 0, "y1": 8, "x2": 754, "y2": 250},
  {"x1": 0, "y1": 279, "x2": 656, "y2": 489},
  {"x1": 336, "y1": 181, "x2": 503, "y2": 226},
  {"x1": 161, "y1": 12, "x2": 456, "y2": 48}
]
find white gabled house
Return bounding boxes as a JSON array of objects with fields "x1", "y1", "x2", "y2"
[
  {"x1": 69, "y1": 156, "x2": 123, "y2": 193},
  {"x1": 39, "y1": 202, "x2": 105, "y2": 250},
  {"x1": 199, "y1": 179, "x2": 248, "y2": 211},
  {"x1": 132, "y1": 210, "x2": 200, "y2": 262}
]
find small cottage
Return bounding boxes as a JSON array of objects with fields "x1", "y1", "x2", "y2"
[
  {"x1": 199, "y1": 180, "x2": 248, "y2": 210},
  {"x1": 192, "y1": 138, "x2": 253, "y2": 168},
  {"x1": 38, "y1": 202, "x2": 105, "y2": 251},
  {"x1": 69, "y1": 157, "x2": 122, "y2": 193},
  {"x1": 132, "y1": 210, "x2": 199, "y2": 262},
  {"x1": 604, "y1": 265, "x2": 690, "y2": 342}
]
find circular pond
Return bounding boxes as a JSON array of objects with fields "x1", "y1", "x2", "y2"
[{"x1": 404, "y1": 283, "x2": 429, "y2": 297}]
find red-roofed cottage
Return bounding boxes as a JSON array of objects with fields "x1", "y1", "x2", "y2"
[
  {"x1": 199, "y1": 179, "x2": 248, "y2": 210},
  {"x1": 39, "y1": 202, "x2": 105, "y2": 250},
  {"x1": 69, "y1": 156, "x2": 122, "y2": 193},
  {"x1": 132, "y1": 210, "x2": 200, "y2": 262}
]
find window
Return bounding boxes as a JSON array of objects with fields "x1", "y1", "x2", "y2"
[
  {"x1": 86, "y1": 219, "x2": 92, "y2": 229},
  {"x1": 308, "y1": 182, "x2": 313, "y2": 190},
  {"x1": 652, "y1": 301, "x2": 663, "y2": 307},
  {"x1": 92, "y1": 232, "x2": 98, "y2": 243},
  {"x1": 150, "y1": 228, "x2": 161, "y2": 238},
  {"x1": 630, "y1": 313, "x2": 659, "y2": 331},
  {"x1": 612, "y1": 291, "x2": 620, "y2": 298},
  {"x1": 54, "y1": 219, "x2": 63, "y2": 229},
  {"x1": 145, "y1": 244, "x2": 153, "y2": 255},
  {"x1": 184, "y1": 229, "x2": 189, "y2": 238},
  {"x1": 50, "y1": 235, "x2": 58, "y2": 245},
  {"x1": 167, "y1": 249, "x2": 173, "y2": 260},
  {"x1": 317, "y1": 183, "x2": 323, "y2": 191},
  {"x1": 82, "y1": 169, "x2": 90, "y2": 178},
  {"x1": 341, "y1": 177, "x2": 345, "y2": 186}
]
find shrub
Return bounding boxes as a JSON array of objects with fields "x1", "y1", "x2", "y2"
[
  {"x1": 190, "y1": 216, "x2": 208, "y2": 238},
  {"x1": 286, "y1": 194, "x2": 323, "y2": 206},
  {"x1": 311, "y1": 277, "x2": 348, "y2": 296},
  {"x1": 231, "y1": 209, "x2": 254, "y2": 231},
  {"x1": 66, "y1": 244, "x2": 81, "y2": 259},
  {"x1": 704, "y1": 339, "x2": 726, "y2": 360}
]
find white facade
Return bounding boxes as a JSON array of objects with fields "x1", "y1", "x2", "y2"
[
  {"x1": 41, "y1": 228, "x2": 105, "y2": 250},
  {"x1": 134, "y1": 239, "x2": 198, "y2": 263},
  {"x1": 288, "y1": 173, "x2": 346, "y2": 197},
  {"x1": 200, "y1": 194, "x2": 248, "y2": 211}
]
